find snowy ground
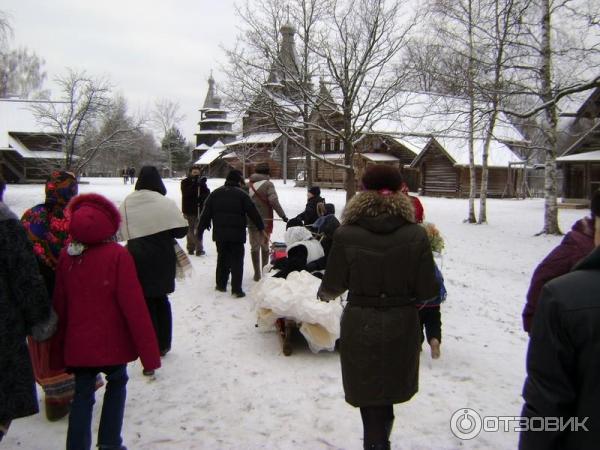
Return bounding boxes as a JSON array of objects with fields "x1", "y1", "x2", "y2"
[{"x1": 2, "y1": 178, "x2": 585, "y2": 449}]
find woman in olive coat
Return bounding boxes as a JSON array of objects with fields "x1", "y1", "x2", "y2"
[{"x1": 318, "y1": 165, "x2": 438, "y2": 450}]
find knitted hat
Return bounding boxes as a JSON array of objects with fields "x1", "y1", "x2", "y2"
[
  {"x1": 308, "y1": 186, "x2": 321, "y2": 197},
  {"x1": 361, "y1": 165, "x2": 403, "y2": 192},
  {"x1": 68, "y1": 193, "x2": 121, "y2": 244},
  {"x1": 226, "y1": 170, "x2": 244, "y2": 184}
]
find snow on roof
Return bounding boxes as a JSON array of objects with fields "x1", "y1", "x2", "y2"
[
  {"x1": 392, "y1": 136, "x2": 428, "y2": 155},
  {"x1": 6, "y1": 134, "x2": 64, "y2": 159},
  {"x1": 194, "y1": 145, "x2": 226, "y2": 165},
  {"x1": 431, "y1": 136, "x2": 522, "y2": 167},
  {"x1": 199, "y1": 118, "x2": 235, "y2": 124},
  {"x1": 227, "y1": 132, "x2": 282, "y2": 146},
  {"x1": 361, "y1": 152, "x2": 400, "y2": 162},
  {"x1": 195, "y1": 130, "x2": 237, "y2": 136},
  {"x1": 557, "y1": 149, "x2": 600, "y2": 162},
  {"x1": 0, "y1": 99, "x2": 65, "y2": 149},
  {"x1": 195, "y1": 143, "x2": 210, "y2": 150},
  {"x1": 373, "y1": 91, "x2": 524, "y2": 143}
]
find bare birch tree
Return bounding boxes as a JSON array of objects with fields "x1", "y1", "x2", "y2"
[
  {"x1": 151, "y1": 98, "x2": 185, "y2": 178},
  {"x1": 30, "y1": 69, "x2": 144, "y2": 173}
]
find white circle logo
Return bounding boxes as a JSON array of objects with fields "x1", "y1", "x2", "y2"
[{"x1": 450, "y1": 408, "x2": 483, "y2": 440}]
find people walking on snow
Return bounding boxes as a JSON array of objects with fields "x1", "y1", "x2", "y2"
[
  {"x1": 247, "y1": 162, "x2": 288, "y2": 281},
  {"x1": 522, "y1": 189, "x2": 600, "y2": 333},
  {"x1": 295, "y1": 186, "x2": 325, "y2": 226},
  {"x1": 127, "y1": 167, "x2": 136, "y2": 184},
  {"x1": 198, "y1": 169, "x2": 265, "y2": 298},
  {"x1": 50, "y1": 193, "x2": 160, "y2": 450},
  {"x1": 118, "y1": 166, "x2": 188, "y2": 366},
  {"x1": 317, "y1": 165, "x2": 438, "y2": 450},
  {"x1": 181, "y1": 165, "x2": 210, "y2": 256},
  {"x1": 20, "y1": 171, "x2": 83, "y2": 421},
  {"x1": 121, "y1": 168, "x2": 129, "y2": 184},
  {"x1": 0, "y1": 176, "x2": 53, "y2": 442},
  {"x1": 520, "y1": 216, "x2": 600, "y2": 449}
]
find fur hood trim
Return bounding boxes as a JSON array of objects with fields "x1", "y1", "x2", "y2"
[{"x1": 342, "y1": 190, "x2": 415, "y2": 225}]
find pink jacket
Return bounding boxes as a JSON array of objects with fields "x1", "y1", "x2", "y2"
[{"x1": 50, "y1": 193, "x2": 160, "y2": 371}]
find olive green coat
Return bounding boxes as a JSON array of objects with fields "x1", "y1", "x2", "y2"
[{"x1": 318, "y1": 190, "x2": 438, "y2": 407}]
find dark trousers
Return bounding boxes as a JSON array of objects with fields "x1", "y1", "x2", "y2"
[
  {"x1": 67, "y1": 365, "x2": 128, "y2": 450},
  {"x1": 146, "y1": 295, "x2": 172, "y2": 353},
  {"x1": 360, "y1": 405, "x2": 394, "y2": 449},
  {"x1": 215, "y1": 241, "x2": 245, "y2": 293},
  {"x1": 418, "y1": 305, "x2": 442, "y2": 343}
]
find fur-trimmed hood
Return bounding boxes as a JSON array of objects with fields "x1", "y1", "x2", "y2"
[{"x1": 342, "y1": 190, "x2": 415, "y2": 233}]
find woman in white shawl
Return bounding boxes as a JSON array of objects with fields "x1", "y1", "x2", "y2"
[{"x1": 119, "y1": 166, "x2": 187, "y2": 373}]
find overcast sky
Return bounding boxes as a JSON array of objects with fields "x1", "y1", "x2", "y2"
[{"x1": 5, "y1": 0, "x2": 240, "y2": 142}]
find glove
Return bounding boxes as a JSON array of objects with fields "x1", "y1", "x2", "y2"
[{"x1": 282, "y1": 216, "x2": 288, "y2": 223}]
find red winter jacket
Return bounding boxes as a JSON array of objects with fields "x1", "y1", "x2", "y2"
[
  {"x1": 50, "y1": 193, "x2": 160, "y2": 371},
  {"x1": 522, "y1": 217, "x2": 595, "y2": 333}
]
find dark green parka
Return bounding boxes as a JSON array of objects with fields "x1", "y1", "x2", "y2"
[{"x1": 318, "y1": 190, "x2": 438, "y2": 407}]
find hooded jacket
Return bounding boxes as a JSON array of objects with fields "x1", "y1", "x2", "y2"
[
  {"x1": 120, "y1": 166, "x2": 188, "y2": 298},
  {"x1": 318, "y1": 190, "x2": 438, "y2": 407},
  {"x1": 520, "y1": 246, "x2": 600, "y2": 449},
  {"x1": 523, "y1": 217, "x2": 595, "y2": 332},
  {"x1": 50, "y1": 193, "x2": 160, "y2": 371}
]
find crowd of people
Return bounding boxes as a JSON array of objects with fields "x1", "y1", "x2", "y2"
[{"x1": 1, "y1": 163, "x2": 599, "y2": 449}]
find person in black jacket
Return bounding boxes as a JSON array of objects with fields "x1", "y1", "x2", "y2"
[
  {"x1": 198, "y1": 170, "x2": 265, "y2": 298},
  {"x1": 520, "y1": 230, "x2": 600, "y2": 450},
  {"x1": 295, "y1": 186, "x2": 325, "y2": 226},
  {"x1": 181, "y1": 165, "x2": 210, "y2": 255}
]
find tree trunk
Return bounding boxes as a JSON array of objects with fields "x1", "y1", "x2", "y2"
[
  {"x1": 540, "y1": 0, "x2": 561, "y2": 235},
  {"x1": 478, "y1": 112, "x2": 498, "y2": 224},
  {"x1": 466, "y1": 0, "x2": 477, "y2": 223}
]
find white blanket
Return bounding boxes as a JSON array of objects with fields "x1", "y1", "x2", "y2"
[
  {"x1": 251, "y1": 271, "x2": 343, "y2": 353},
  {"x1": 118, "y1": 189, "x2": 187, "y2": 241}
]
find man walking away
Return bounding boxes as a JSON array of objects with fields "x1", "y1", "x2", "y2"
[
  {"x1": 248, "y1": 162, "x2": 288, "y2": 281},
  {"x1": 198, "y1": 170, "x2": 265, "y2": 298},
  {"x1": 181, "y1": 166, "x2": 210, "y2": 255}
]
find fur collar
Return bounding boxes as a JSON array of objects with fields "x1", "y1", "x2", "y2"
[{"x1": 342, "y1": 190, "x2": 415, "y2": 226}]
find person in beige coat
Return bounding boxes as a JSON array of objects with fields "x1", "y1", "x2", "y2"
[{"x1": 247, "y1": 163, "x2": 288, "y2": 281}]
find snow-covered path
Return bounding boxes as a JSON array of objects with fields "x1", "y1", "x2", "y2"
[{"x1": 3, "y1": 178, "x2": 583, "y2": 449}]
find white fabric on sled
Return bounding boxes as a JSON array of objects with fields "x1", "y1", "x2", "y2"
[{"x1": 251, "y1": 270, "x2": 343, "y2": 353}]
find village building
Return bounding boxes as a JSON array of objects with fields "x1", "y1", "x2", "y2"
[
  {"x1": 0, "y1": 99, "x2": 65, "y2": 183},
  {"x1": 192, "y1": 74, "x2": 237, "y2": 176},
  {"x1": 556, "y1": 86, "x2": 600, "y2": 202}
]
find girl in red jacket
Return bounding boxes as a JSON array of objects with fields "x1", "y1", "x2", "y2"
[{"x1": 51, "y1": 193, "x2": 160, "y2": 450}]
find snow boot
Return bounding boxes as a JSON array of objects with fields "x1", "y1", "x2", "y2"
[
  {"x1": 261, "y1": 248, "x2": 270, "y2": 271},
  {"x1": 251, "y1": 251, "x2": 261, "y2": 281},
  {"x1": 364, "y1": 442, "x2": 390, "y2": 450},
  {"x1": 430, "y1": 338, "x2": 441, "y2": 359}
]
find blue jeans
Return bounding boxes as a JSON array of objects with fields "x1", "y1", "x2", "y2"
[{"x1": 67, "y1": 365, "x2": 128, "y2": 450}]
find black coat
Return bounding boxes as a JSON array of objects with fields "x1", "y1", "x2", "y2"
[
  {"x1": 181, "y1": 176, "x2": 210, "y2": 217},
  {"x1": 198, "y1": 181, "x2": 264, "y2": 243},
  {"x1": 295, "y1": 196, "x2": 325, "y2": 226},
  {"x1": 520, "y1": 246, "x2": 600, "y2": 450},
  {"x1": 0, "y1": 203, "x2": 50, "y2": 423},
  {"x1": 318, "y1": 191, "x2": 437, "y2": 407},
  {"x1": 127, "y1": 228, "x2": 187, "y2": 298}
]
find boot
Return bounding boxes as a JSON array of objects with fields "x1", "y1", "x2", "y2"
[
  {"x1": 261, "y1": 248, "x2": 270, "y2": 271},
  {"x1": 251, "y1": 251, "x2": 261, "y2": 281},
  {"x1": 45, "y1": 398, "x2": 70, "y2": 421},
  {"x1": 430, "y1": 338, "x2": 441, "y2": 359},
  {"x1": 364, "y1": 442, "x2": 390, "y2": 450},
  {"x1": 385, "y1": 416, "x2": 394, "y2": 441}
]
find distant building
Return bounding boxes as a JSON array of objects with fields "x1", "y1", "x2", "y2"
[
  {"x1": 0, "y1": 99, "x2": 65, "y2": 182},
  {"x1": 193, "y1": 74, "x2": 236, "y2": 163}
]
